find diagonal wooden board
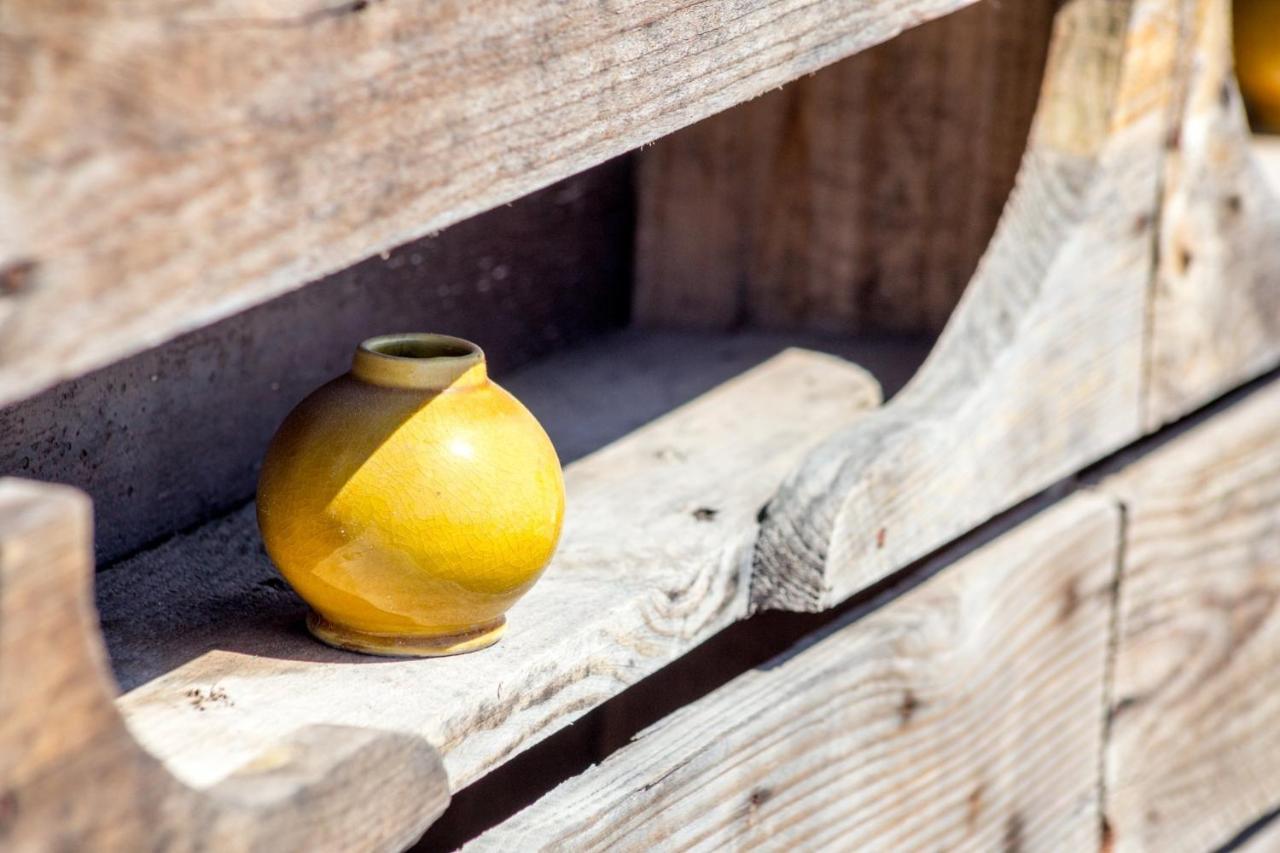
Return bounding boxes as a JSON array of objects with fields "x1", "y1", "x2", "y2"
[
  {"x1": 0, "y1": 0, "x2": 977, "y2": 409},
  {"x1": 467, "y1": 492, "x2": 1120, "y2": 852},
  {"x1": 1099, "y1": 378, "x2": 1280, "y2": 853}
]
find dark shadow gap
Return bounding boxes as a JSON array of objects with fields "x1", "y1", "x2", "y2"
[{"x1": 1215, "y1": 802, "x2": 1280, "y2": 853}]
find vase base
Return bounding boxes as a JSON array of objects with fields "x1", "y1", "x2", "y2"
[{"x1": 306, "y1": 612, "x2": 506, "y2": 658}]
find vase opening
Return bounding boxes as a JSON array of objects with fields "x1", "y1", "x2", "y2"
[{"x1": 353, "y1": 333, "x2": 486, "y2": 391}]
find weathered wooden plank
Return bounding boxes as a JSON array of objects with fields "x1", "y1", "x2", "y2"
[
  {"x1": 0, "y1": 0, "x2": 977, "y2": 409},
  {"x1": 468, "y1": 493, "x2": 1119, "y2": 852},
  {"x1": 0, "y1": 478, "x2": 449, "y2": 852},
  {"x1": 1142, "y1": 0, "x2": 1280, "y2": 428},
  {"x1": 1099, "y1": 378, "x2": 1280, "y2": 853},
  {"x1": 751, "y1": 0, "x2": 1174, "y2": 611},
  {"x1": 634, "y1": 0, "x2": 1056, "y2": 334},
  {"x1": 104, "y1": 348, "x2": 881, "y2": 792}
]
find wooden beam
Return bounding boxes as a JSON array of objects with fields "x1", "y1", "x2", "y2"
[
  {"x1": 751, "y1": 0, "x2": 1171, "y2": 611},
  {"x1": 1099, "y1": 378, "x2": 1280, "y2": 852},
  {"x1": 0, "y1": 479, "x2": 449, "y2": 852},
  {"x1": 0, "y1": 0, "x2": 978, "y2": 408},
  {"x1": 1142, "y1": 0, "x2": 1280, "y2": 428},
  {"x1": 104, "y1": 348, "x2": 880, "y2": 792},
  {"x1": 634, "y1": 0, "x2": 1056, "y2": 334},
  {"x1": 467, "y1": 493, "x2": 1120, "y2": 851}
]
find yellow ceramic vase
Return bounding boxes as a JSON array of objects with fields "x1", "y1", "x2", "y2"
[
  {"x1": 257, "y1": 334, "x2": 564, "y2": 657},
  {"x1": 1235, "y1": 0, "x2": 1280, "y2": 132}
]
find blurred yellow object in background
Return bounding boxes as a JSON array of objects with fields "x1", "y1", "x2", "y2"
[{"x1": 1235, "y1": 0, "x2": 1280, "y2": 131}]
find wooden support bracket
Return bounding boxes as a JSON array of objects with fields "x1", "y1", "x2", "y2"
[
  {"x1": 751, "y1": 0, "x2": 1280, "y2": 611},
  {"x1": 0, "y1": 479, "x2": 449, "y2": 852}
]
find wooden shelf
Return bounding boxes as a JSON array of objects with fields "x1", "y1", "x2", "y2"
[
  {"x1": 98, "y1": 332, "x2": 925, "y2": 792},
  {"x1": 5, "y1": 0, "x2": 1280, "y2": 849},
  {"x1": 0, "y1": 0, "x2": 976, "y2": 410}
]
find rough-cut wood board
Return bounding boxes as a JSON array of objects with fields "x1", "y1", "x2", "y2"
[
  {"x1": 0, "y1": 479, "x2": 450, "y2": 852},
  {"x1": 103, "y1": 349, "x2": 880, "y2": 792},
  {"x1": 1099, "y1": 378, "x2": 1280, "y2": 853},
  {"x1": 1142, "y1": 0, "x2": 1280, "y2": 428},
  {"x1": 0, "y1": 0, "x2": 978, "y2": 409},
  {"x1": 634, "y1": 0, "x2": 1056, "y2": 335},
  {"x1": 468, "y1": 493, "x2": 1119, "y2": 852},
  {"x1": 751, "y1": 0, "x2": 1173, "y2": 611}
]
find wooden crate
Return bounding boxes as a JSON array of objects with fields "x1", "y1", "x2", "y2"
[{"x1": 2, "y1": 0, "x2": 1280, "y2": 849}]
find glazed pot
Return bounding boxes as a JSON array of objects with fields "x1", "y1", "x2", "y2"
[
  {"x1": 257, "y1": 334, "x2": 564, "y2": 657},
  {"x1": 1235, "y1": 0, "x2": 1280, "y2": 131}
]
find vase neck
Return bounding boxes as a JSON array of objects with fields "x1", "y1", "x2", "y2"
[{"x1": 352, "y1": 334, "x2": 487, "y2": 391}]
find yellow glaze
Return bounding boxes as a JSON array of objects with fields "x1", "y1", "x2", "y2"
[
  {"x1": 257, "y1": 334, "x2": 564, "y2": 657},
  {"x1": 1235, "y1": 0, "x2": 1280, "y2": 131}
]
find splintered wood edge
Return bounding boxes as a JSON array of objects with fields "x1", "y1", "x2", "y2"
[
  {"x1": 0, "y1": 0, "x2": 978, "y2": 408},
  {"x1": 0, "y1": 478, "x2": 449, "y2": 853},
  {"x1": 467, "y1": 492, "x2": 1121, "y2": 851},
  {"x1": 752, "y1": 0, "x2": 1280, "y2": 612}
]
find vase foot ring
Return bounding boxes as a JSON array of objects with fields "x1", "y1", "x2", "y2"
[{"x1": 307, "y1": 612, "x2": 506, "y2": 657}]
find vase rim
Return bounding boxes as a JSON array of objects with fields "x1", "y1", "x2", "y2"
[{"x1": 352, "y1": 333, "x2": 486, "y2": 390}]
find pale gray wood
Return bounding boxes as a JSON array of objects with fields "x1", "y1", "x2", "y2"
[
  {"x1": 0, "y1": 0, "x2": 977, "y2": 409},
  {"x1": 634, "y1": 0, "x2": 1056, "y2": 335},
  {"x1": 104, "y1": 348, "x2": 881, "y2": 792},
  {"x1": 1099, "y1": 377, "x2": 1280, "y2": 853},
  {"x1": 0, "y1": 479, "x2": 449, "y2": 853},
  {"x1": 468, "y1": 493, "x2": 1119, "y2": 852},
  {"x1": 1143, "y1": 0, "x2": 1280, "y2": 428},
  {"x1": 751, "y1": 0, "x2": 1166, "y2": 611}
]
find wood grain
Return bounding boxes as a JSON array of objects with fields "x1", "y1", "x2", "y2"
[
  {"x1": 468, "y1": 493, "x2": 1120, "y2": 852},
  {"x1": 0, "y1": 478, "x2": 449, "y2": 852},
  {"x1": 634, "y1": 0, "x2": 1056, "y2": 334},
  {"x1": 1100, "y1": 378, "x2": 1280, "y2": 853},
  {"x1": 751, "y1": 0, "x2": 1174, "y2": 611},
  {"x1": 102, "y1": 349, "x2": 881, "y2": 792},
  {"x1": 1142, "y1": 0, "x2": 1280, "y2": 428},
  {"x1": 0, "y1": 0, "x2": 977, "y2": 409}
]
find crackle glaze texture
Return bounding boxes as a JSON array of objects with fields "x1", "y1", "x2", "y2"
[{"x1": 257, "y1": 335, "x2": 564, "y2": 656}]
